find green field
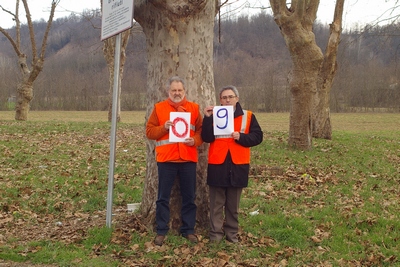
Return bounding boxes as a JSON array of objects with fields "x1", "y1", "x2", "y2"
[{"x1": 0, "y1": 111, "x2": 399, "y2": 266}]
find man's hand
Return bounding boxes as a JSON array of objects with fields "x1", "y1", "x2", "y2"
[
  {"x1": 164, "y1": 120, "x2": 173, "y2": 130},
  {"x1": 184, "y1": 137, "x2": 195, "y2": 146}
]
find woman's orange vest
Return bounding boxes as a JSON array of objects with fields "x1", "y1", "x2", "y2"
[
  {"x1": 154, "y1": 100, "x2": 199, "y2": 163},
  {"x1": 208, "y1": 110, "x2": 252, "y2": 164}
]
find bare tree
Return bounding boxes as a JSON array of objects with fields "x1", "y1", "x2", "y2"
[
  {"x1": 313, "y1": 0, "x2": 344, "y2": 139},
  {"x1": 0, "y1": 0, "x2": 59, "y2": 121},
  {"x1": 269, "y1": 0, "x2": 344, "y2": 149},
  {"x1": 134, "y1": 0, "x2": 219, "y2": 232}
]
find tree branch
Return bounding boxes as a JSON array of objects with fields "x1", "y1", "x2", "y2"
[
  {"x1": 0, "y1": 4, "x2": 17, "y2": 22},
  {"x1": 319, "y1": 0, "x2": 344, "y2": 92},
  {"x1": 0, "y1": 27, "x2": 23, "y2": 57},
  {"x1": 21, "y1": 0, "x2": 37, "y2": 63},
  {"x1": 270, "y1": 0, "x2": 289, "y2": 25},
  {"x1": 333, "y1": 0, "x2": 344, "y2": 24},
  {"x1": 295, "y1": 0, "x2": 304, "y2": 20},
  {"x1": 16, "y1": 0, "x2": 21, "y2": 49},
  {"x1": 30, "y1": 0, "x2": 59, "y2": 82},
  {"x1": 305, "y1": 0, "x2": 319, "y2": 25},
  {"x1": 39, "y1": 0, "x2": 59, "y2": 61}
]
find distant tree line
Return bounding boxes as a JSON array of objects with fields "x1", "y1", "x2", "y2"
[{"x1": 0, "y1": 11, "x2": 399, "y2": 112}]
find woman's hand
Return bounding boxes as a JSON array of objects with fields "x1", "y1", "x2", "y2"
[
  {"x1": 204, "y1": 106, "x2": 214, "y2": 117},
  {"x1": 232, "y1": 131, "x2": 240, "y2": 141}
]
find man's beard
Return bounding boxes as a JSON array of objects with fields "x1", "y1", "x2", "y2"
[{"x1": 172, "y1": 96, "x2": 182, "y2": 102}]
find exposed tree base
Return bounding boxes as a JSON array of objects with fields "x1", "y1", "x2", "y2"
[{"x1": 15, "y1": 84, "x2": 34, "y2": 121}]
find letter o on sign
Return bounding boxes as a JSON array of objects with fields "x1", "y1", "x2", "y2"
[{"x1": 171, "y1": 117, "x2": 188, "y2": 138}]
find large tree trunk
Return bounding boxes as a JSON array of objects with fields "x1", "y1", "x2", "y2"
[
  {"x1": 14, "y1": 53, "x2": 34, "y2": 120},
  {"x1": 134, "y1": 1, "x2": 218, "y2": 233},
  {"x1": 270, "y1": 0, "x2": 324, "y2": 150},
  {"x1": 15, "y1": 81, "x2": 33, "y2": 121},
  {"x1": 312, "y1": 0, "x2": 344, "y2": 139}
]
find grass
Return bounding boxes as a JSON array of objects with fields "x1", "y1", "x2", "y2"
[{"x1": 0, "y1": 111, "x2": 399, "y2": 266}]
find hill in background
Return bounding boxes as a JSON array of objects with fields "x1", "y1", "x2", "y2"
[{"x1": 1, "y1": 11, "x2": 399, "y2": 112}]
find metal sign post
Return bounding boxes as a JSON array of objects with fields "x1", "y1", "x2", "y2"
[
  {"x1": 101, "y1": 0, "x2": 134, "y2": 228},
  {"x1": 105, "y1": 32, "x2": 122, "y2": 228}
]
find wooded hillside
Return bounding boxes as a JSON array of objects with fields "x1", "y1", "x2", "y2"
[{"x1": 1, "y1": 11, "x2": 399, "y2": 112}]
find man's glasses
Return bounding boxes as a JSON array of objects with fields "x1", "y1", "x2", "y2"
[{"x1": 220, "y1": 95, "x2": 237, "y2": 100}]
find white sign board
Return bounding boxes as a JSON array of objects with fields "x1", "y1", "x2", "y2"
[
  {"x1": 169, "y1": 112, "x2": 191, "y2": 142},
  {"x1": 101, "y1": 0, "x2": 134, "y2": 40},
  {"x1": 213, "y1": 106, "x2": 234, "y2": 135}
]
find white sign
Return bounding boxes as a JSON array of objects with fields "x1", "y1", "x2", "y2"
[
  {"x1": 213, "y1": 106, "x2": 234, "y2": 135},
  {"x1": 101, "y1": 0, "x2": 134, "y2": 40},
  {"x1": 169, "y1": 112, "x2": 191, "y2": 142}
]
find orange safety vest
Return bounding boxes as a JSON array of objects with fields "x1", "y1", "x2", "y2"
[
  {"x1": 208, "y1": 110, "x2": 252, "y2": 164},
  {"x1": 154, "y1": 100, "x2": 199, "y2": 163}
]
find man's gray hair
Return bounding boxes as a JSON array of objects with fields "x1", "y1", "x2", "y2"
[
  {"x1": 166, "y1": 76, "x2": 186, "y2": 90},
  {"x1": 219, "y1": 85, "x2": 239, "y2": 98}
]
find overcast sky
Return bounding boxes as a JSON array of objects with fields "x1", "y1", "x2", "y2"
[
  {"x1": 224, "y1": 0, "x2": 399, "y2": 30},
  {"x1": 0, "y1": 0, "x2": 398, "y2": 30}
]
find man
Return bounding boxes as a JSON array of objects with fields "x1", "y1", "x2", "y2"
[
  {"x1": 201, "y1": 85, "x2": 263, "y2": 243},
  {"x1": 146, "y1": 76, "x2": 203, "y2": 246}
]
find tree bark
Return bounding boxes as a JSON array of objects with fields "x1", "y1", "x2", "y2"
[
  {"x1": 270, "y1": 0, "x2": 324, "y2": 150},
  {"x1": 14, "y1": 52, "x2": 34, "y2": 120},
  {"x1": 134, "y1": 0, "x2": 218, "y2": 233},
  {"x1": 15, "y1": 82, "x2": 33, "y2": 120},
  {"x1": 312, "y1": 0, "x2": 344, "y2": 139}
]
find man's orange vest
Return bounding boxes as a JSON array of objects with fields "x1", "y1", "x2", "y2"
[
  {"x1": 208, "y1": 110, "x2": 252, "y2": 164},
  {"x1": 154, "y1": 100, "x2": 199, "y2": 163}
]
